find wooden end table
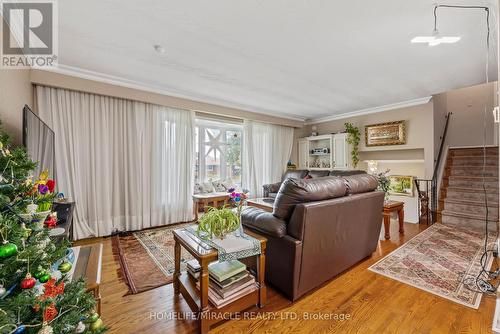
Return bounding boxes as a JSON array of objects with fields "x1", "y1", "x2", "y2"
[
  {"x1": 173, "y1": 228, "x2": 267, "y2": 334},
  {"x1": 246, "y1": 198, "x2": 274, "y2": 213},
  {"x1": 383, "y1": 200, "x2": 405, "y2": 240},
  {"x1": 192, "y1": 193, "x2": 231, "y2": 221}
]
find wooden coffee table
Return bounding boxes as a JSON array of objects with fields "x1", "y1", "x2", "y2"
[
  {"x1": 246, "y1": 198, "x2": 274, "y2": 213},
  {"x1": 69, "y1": 244, "x2": 103, "y2": 314},
  {"x1": 383, "y1": 200, "x2": 405, "y2": 240},
  {"x1": 173, "y1": 228, "x2": 267, "y2": 334},
  {"x1": 192, "y1": 193, "x2": 231, "y2": 221}
]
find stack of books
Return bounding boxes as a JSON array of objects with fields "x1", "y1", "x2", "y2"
[
  {"x1": 195, "y1": 260, "x2": 256, "y2": 308},
  {"x1": 186, "y1": 259, "x2": 200, "y2": 279}
]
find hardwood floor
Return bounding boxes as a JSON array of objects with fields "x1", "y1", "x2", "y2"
[{"x1": 75, "y1": 222, "x2": 497, "y2": 334}]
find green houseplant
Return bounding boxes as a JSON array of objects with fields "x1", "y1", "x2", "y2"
[
  {"x1": 344, "y1": 122, "x2": 360, "y2": 168},
  {"x1": 197, "y1": 206, "x2": 239, "y2": 239}
]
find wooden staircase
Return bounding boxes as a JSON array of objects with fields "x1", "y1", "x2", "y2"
[{"x1": 438, "y1": 146, "x2": 499, "y2": 230}]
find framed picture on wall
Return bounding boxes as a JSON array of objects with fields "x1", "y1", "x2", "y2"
[
  {"x1": 388, "y1": 175, "x2": 414, "y2": 197},
  {"x1": 365, "y1": 121, "x2": 406, "y2": 146}
]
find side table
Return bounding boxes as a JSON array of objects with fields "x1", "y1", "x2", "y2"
[
  {"x1": 192, "y1": 193, "x2": 231, "y2": 221},
  {"x1": 173, "y1": 228, "x2": 267, "y2": 334},
  {"x1": 383, "y1": 200, "x2": 405, "y2": 240}
]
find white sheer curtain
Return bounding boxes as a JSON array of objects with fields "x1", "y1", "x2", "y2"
[
  {"x1": 35, "y1": 85, "x2": 195, "y2": 240},
  {"x1": 242, "y1": 120, "x2": 294, "y2": 198}
]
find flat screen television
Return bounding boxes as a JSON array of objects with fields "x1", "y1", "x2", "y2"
[{"x1": 22, "y1": 105, "x2": 56, "y2": 178}]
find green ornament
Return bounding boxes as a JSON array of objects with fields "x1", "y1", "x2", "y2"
[
  {"x1": 0, "y1": 242, "x2": 17, "y2": 258},
  {"x1": 58, "y1": 261, "x2": 72, "y2": 273},
  {"x1": 88, "y1": 312, "x2": 99, "y2": 323},
  {"x1": 33, "y1": 270, "x2": 45, "y2": 279},
  {"x1": 39, "y1": 273, "x2": 51, "y2": 283},
  {"x1": 89, "y1": 318, "x2": 103, "y2": 331}
]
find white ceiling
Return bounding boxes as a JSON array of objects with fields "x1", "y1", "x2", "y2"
[{"x1": 56, "y1": 0, "x2": 498, "y2": 122}]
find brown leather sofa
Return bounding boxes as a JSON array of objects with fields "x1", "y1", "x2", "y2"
[
  {"x1": 262, "y1": 169, "x2": 366, "y2": 198},
  {"x1": 242, "y1": 174, "x2": 384, "y2": 301}
]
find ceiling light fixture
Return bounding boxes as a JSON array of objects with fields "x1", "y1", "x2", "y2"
[
  {"x1": 153, "y1": 44, "x2": 166, "y2": 54},
  {"x1": 411, "y1": 5, "x2": 490, "y2": 46}
]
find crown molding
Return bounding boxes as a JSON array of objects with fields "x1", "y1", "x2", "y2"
[
  {"x1": 305, "y1": 96, "x2": 433, "y2": 125},
  {"x1": 34, "y1": 64, "x2": 307, "y2": 123}
]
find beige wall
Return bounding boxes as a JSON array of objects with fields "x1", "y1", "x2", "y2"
[
  {"x1": 302, "y1": 102, "x2": 435, "y2": 178},
  {"x1": 0, "y1": 70, "x2": 32, "y2": 145},
  {"x1": 434, "y1": 82, "x2": 496, "y2": 152},
  {"x1": 0, "y1": 20, "x2": 33, "y2": 145}
]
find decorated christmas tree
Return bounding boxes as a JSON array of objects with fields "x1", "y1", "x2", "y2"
[{"x1": 0, "y1": 123, "x2": 106, "y2": 334}]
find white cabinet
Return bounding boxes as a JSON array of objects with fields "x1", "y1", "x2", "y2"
[
  {"x1": 333, "y1": 133, "x2": 348, "y2": 169},
  {"x1": 297, "y1": 134, "x2": 351, "y2": 170}
]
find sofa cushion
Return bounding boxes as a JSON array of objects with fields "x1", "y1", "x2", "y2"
[
  {"x1": 308, "y1": 170, "x2": 330, "y2": 178},
  {"x1": 241, "y1": 207, "x2": 287, "y2": 238},
  {"x1": 273, "y1": 176, "x2": 347, "y2": 220},
  {"x1": 342, "y1": 174, "x2": 378, "y2": 195},
  {"x1": 329, "y1": 170, "x2": 366, "y2": 177},
  {"x1": 282, "y1": 170, "x2": 308, "y2": 181}
]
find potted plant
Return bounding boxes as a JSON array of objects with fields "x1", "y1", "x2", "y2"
[
  {"x1": 344, "y1": 122, "x2": 360, "y2": 168},
  {"x1": 197, "y1": 206, "x2": 239, "y2": 240},
  {"x1": 376, "y1": 169, "x2": 391, "y2": 202}
]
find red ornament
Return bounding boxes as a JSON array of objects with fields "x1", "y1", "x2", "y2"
[
  {"x1": 43, "y1": 302, "x2": 58, "y2": 322},
  {"x1": 20, "y1": 274, "x2": 36, "y2": 289},
  {"x1": 44, "y1": 216, "x2": 57, "y2": 228},
  {"x1": 46, "y1": 179, "x2": 56, "y2": 192}
]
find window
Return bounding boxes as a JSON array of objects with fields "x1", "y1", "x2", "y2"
[{"x1": 195, "y1": 119, "x2": 242, "y2": 186}]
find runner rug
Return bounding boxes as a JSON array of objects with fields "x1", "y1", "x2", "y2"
[
  {"x1": 112, "y1": 223, "x2": 193, "y2": 294},
  {"x1": 369, "y1": 223, "x2": 495, "y2": 309}
]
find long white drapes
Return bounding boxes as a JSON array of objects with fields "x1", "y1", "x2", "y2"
[
  {"x1": 242, "y1": 120, "x2": 294, "y2": 197},
  {"x1": 35, "y1": 85, "x2": 195, "y2": 240}
]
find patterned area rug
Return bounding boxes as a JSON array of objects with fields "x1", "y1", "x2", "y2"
[
  {"x1": 369, "y1": 224, "x2": 495, "y2": 309},
  {"x1": 112, "y1": 223, "x2": 194, "y2": 294}
]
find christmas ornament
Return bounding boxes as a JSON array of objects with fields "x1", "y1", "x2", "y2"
[
  {"x1": 21, "y1": 223, "x2": 32, "y2": 238},
  {"x1": 38, "y1": 323, "x2": 53, "y2": 334},
  {"x1": 0, "y1": 284, "x2": 6, "y2": 297},
  {"x1": 58, "y1": 261, "x2": 72, "y2": 273},
  {"x1": 51, "y1": 270, "x2": 62, "y2": 280},
  {"x1": 43, "y1": 303, "x2": 58, "y2": 322},
  {"x1": 88, "y1": 312, "x2": 99, "y2": 322},
  {"x1": 12, "y1": 325, "x2": 25, "y2": 334},
  {"x1": 75, "y1": 321, "x2": 86, "y2": 333},
  {"x1": 39, "y1": 273, "x2": 51, "y2": 283},
  {"x1": 44, "y1": 215, "x2": 57, "y2": 228},
  {"x1": 0, "y1": 241, "x2": 17, "y2": 258},
  {"x1": 20, "y1": 274, "x2": 36, "y2": 289},
  {"x1": 34, "y1": 268, "x2": 46, "y2": 279},
  {"x1": 89, "y1": 318, "x2": 103, "y2": 331}
]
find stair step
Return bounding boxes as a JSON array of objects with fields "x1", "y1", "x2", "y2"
[
  {"x1": 442, "y1": 197, "x2": 498, "y2": 209},
  {"x1": 446, "y1": 166, "x2": 498, "y2": 177},
  {"x1": 446, "y1": 186, "x2": 499, "y2": 194},
  {"x1": 441, "y1": 209, "x2": 499, "y2": 222},
  {"x1": 448, "y1": 177, "x2": 498, "y2": 190},
  {"x1": 441, "y1": 212, "x2": 498, "y2": 231},
  {"x1": 442, "y1": 201, "x2": 498, "y2": 219},
  {"x1": 451, "y1": 147, "x2": 499, "y2": 157},
  {"x1": 446, "y1": 188, "x2": 499, "y2": 201},
  {"x1": 449, "y1": 156, "x2": 499, "y2": 166}
]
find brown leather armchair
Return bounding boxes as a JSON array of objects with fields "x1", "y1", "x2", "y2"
[
  {"x1": 262, "y1": 169, "x2": 367, "y2": 198},
  {"x1": 243, "y1": 174, "x2": 384, "y2": 301}
]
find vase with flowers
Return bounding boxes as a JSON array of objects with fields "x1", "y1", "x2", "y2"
[
  {"x1": 228, "y1": 188, "x2": 249, "y2": 237},
  {"x1": 375, "y1": 169, "x2": 391, "y2": 203}
]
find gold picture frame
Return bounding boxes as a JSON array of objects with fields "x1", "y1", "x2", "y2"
[
  {"x1": 388, "y1": 175, "x2": 414, "y2": 197},
  {"x1": 365, "y1": 121, "x2": 406, "y2": 147}
]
